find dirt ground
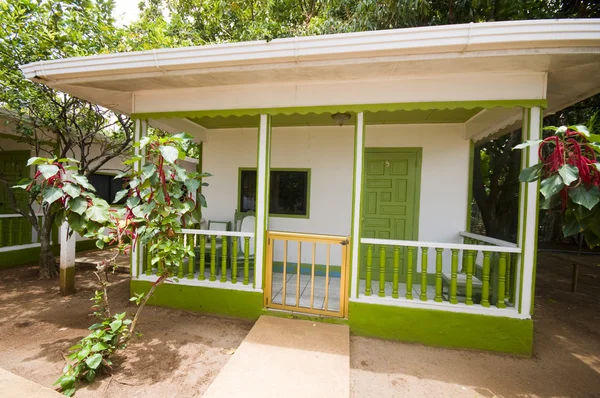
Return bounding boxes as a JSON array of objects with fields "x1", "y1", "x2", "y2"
[
  {"x1": 0, "y1": 266, "x2": 253, "y2": 397},
  {"x1": 351, "y1": 252, "x2": 600, "y2": 397},
  {"x1": 0, "y1": 251, "x2": 599, "y2": 397}
]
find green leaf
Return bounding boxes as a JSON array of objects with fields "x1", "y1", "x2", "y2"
[
  {"x1": 142, "y1": 163, "x2": 157, "y2": 179},
  {"x1": 59, "y1": 375, "x2": 76, "y2": 390},
  {"x1": 96, "y1": 240, "x2": 105, "y2": 249},
  {"x1": 68, "y1": 196, "x2": 88, "y2": 215},
  {"x1": 159, "y1": 145, "x2": 179, "y2": 163},
  {"x1": 185, "y1": 178, "x2": 200, "y2": 193},
  {"x1": 113, "y1": 189, "x2": 128, "y2": 203},
  {"x1": 91, "y1": 342, "x2": 109, "y2": 352},
  {"x1": 63, "y1": 183, "x2": 81, "y2": 198},
  {"x1": 109, "y1": 319, "x2": 122, "y2": 332},
  {"x1": 76, "y1": 346, "x2": 91, "y2": 360},
  {"x1": 43, "y1": 186, "x2": 63, "y2": 205},
  {"x1": 126, "y1": 196, "x2": 140, "y2": 208},
  {"x1": 86, "y1": 205, "x2": 110, "y2": 223},
  {"x1": 85, "y1": 353, "x2": 103, "y2": 370},
  {"x1": 123, "y1": 155, "x2": 143, "y2": 165},
  {"x1": 63, "y1": 388, "x2": 76, "y2": 397},
  {"x1": 562, "y1": 216, "x2": 582, "y2": 237},
  {"x1": 540, "y1": 174, "x2": 564, "y2": 199},
  {"x1": 556, "y1": 126, "x2": 568, "y2": 134},
  {"x1": 558, "y1": 164, "x2": 579, "y2": 186},
  {"x1": 513, "y1": 140, "x2": 542, "y2": 150},
  {"x1": 26, "y1": 157, "x2": 47, "y2": 167},
  {"x1": 518, "y1": 163, "x2": 543, "y2": 183},
  {"x1": 568, "y1": 185, "x2": 600, "y2": 211},
  {"x1": 570, "y1": 124, "x2": 590, "y2": 136},
  {"x1": 88, "y1": 323, "x2": 104, "y2": 330},
  {"x1": 38, "y1": 164, "x2": 59, "y2": 179},
  {"x1": 85, "y1": 369, "x2": 96, "y2": 383},
  {"x1": 71, "y1": 174, "x2": 95, "y2": 191}
]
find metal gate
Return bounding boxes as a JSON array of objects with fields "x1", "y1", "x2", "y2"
[{"x1": 264, "y1": 231, "x2": 349, "y2": 318}]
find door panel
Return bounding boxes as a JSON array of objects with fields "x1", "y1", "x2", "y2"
[{"x1": 361, "y1": 150, "x2": 420, "y2": 280}]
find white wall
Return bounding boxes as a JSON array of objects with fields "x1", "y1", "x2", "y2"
[{"x1": 202, "y1": 123, "x2": 470, "y2": 270}]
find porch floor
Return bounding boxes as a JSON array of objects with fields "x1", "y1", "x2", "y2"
[{"x1": 270, "y1": 273, "x2": 342, "y2": 311}]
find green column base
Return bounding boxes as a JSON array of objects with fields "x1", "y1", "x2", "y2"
[
  {"x1": 348, "y1": 301, "x2": 533, "y2": 356},
  {"x1": 60, "y1": 267, "x2": 76, "y2": 296},
  {"x1": 130, "y1": 280, "x2": 263, "y2": 320}
]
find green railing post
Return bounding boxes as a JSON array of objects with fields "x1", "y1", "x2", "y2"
[
  {"x1": 420, "y1": 247, "x2": 428, "y2": 301},
  {"x1": 497, "y1": 252, "x2": 507, "y2": 308},
  {"x1": 505, "y1": 253, "x2": 512, "y2": 301},
  {"x1": 231, "y1": 236, "x2": 238, "y2": 284},
  {"x1": 465, "y1": 249, "x2": 474, "y2": 305},
  {"x1": 365, "y1": 244, "x2": 373, "y2": 296},
  {"x1": 198, "y1": 235, "x2": 206, "y2": 280},
  {"x1": 220, "y1": 236, "x2": 228, "y2": 282},
  {"x1": 243, "y1": 237, "x2": 250, "y2": 285},
  {"x1": 378, "y1": 246, "x2": 386, "y2": 297},
  {"x1": 145, "y1": 239, "x2": 152, "y2": 276},
  {"x1": 209, "y1": 235, "x2": 217, "y2": 281},
  {"x1": 0, "y1": 219, "x2": 4, "y2": 247},
  {"x1": 481, "y1": 251, "x2": 491, "y2": 307},
  {"x1": 406, "y1": 247, "x2": 414, "y2": 299},
  {"x1": 8, "y1": 219, "x2": 13, "y2": 247},
  {"x1": 177, "y1": 235, "x2": 185, "y2": 278},
  {"x1": 450, "y1": 249, "x2": 459, "y2": 304},
  {"x1": 460, "y1": 238, "x2": 469, "y2": 273},
  {"x1": 392, "y1": 246, "x2": 400, "y2": 299},
  {"x1": 434, "y1": 248, "x2": 443, "y2": 302},
  {"x1": 187, "y1": 234, "x2": 194, "y2": 279}
]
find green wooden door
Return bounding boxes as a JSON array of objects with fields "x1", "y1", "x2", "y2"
[
  {"x1": 361, "y1": 149, "x2": 421, "y2": 280},
  {"x1": 0, "y1": 151, "x2": 32, "y2": 246}
]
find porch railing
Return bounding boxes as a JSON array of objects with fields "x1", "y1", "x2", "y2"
[
  {"x1": 141, "y1": 229, "x2": 255, "y2": 285},
  {"x1": 0, "y1": 213, "x2": 43, "y2": 248},
  {"x1": 359, "y1": 232, "x2": 521, "y2": 310}
]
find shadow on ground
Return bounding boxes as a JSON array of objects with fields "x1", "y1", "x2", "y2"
[
  {"x1": 350, "y1": 252, "x2": 600, "y2": 397},
  {"x1": 0, "y1": 265, "x2": 252, "y2": 397}
]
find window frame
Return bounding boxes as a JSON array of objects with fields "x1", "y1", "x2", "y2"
[
  {"x1": 89, "y1": 172, "x2": 127, "y2": 206},
  {"x1": 237, "y1": 167, "x2": 311, "y2": 219}
]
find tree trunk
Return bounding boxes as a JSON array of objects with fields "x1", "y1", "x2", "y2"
[{"x1": 38, "y1": 212, "x2": 57, "y2": 278}]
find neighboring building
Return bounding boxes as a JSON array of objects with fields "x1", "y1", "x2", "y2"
[{"x1": 20, "y1": 19, "x2": 600, "y2": 355}]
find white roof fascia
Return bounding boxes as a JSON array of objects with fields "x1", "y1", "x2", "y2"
[{"x1": 20, "y1": 19, "x2": 600, "y2": 82}]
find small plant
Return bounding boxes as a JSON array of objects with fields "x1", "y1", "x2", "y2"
[
  {"x1": 516, "y1": 115, "x2": 600, "y2": 247},
  {"x1": 14, "y1": 133, "x2": 208, "y2": 395}
]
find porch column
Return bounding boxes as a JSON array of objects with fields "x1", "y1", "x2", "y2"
[
  {"x1": 254, "y1": 114, "x2": 272, "y2": 290},
  {"x1": 59, "y1": 221, "x2": 76, "y2": 295},
  {"x1": 131, "y1": 119, "x2": 148, "y2": 278},
  {"x1": 350, "y1": 112, "x2": 365, "y2": 299},
  {"x1": 517, "y1": 107, "x2": 541, "y2": 316}
]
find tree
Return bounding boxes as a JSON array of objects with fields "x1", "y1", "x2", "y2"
[
  {"x1": 15, "y1": 133, "x2": 208, "y2": 395},
  {"x1": 0, "y1": 0, "x2": 133, "y2": 278}
]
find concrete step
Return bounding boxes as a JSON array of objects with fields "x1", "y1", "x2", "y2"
[
  {"x1": 0, "y1": 367, "x2": 62, "y2": 397},
  {"x1": 203, "y1": 315, "x2": 350, "y2": 398}
]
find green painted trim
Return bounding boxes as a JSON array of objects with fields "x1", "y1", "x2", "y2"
[
  {"x1": 348, "y1": 301, "x2": 533, "y2": 356},
  {"x1": 131, "y1": 99, "x2": 548, "y2": 120},
  {"x1": 131, "y1": 280, "x2": 263, "y2": 320},
  {"x1": 518, "y1": 108, "x2": 531, "y2": 313},
  {"x1": 0, "y1": 239, "x2": 103, "y2": 269},
  {"x1": 465, "y1": 141, "x2": 475, "y2": 232},
  {"x1": 0, "y1": 132, "x2": 54, "y2": 147},
  {"x1": 351, "y1": 114, "x2": 366, "y2": 299},
  {"x1": 363, "y1": 148, "x2": 422, "y2": 241},
  {"x1": 238, "y1": 167, "x2": 311, "y2": 219},
  {"x1": 530, "y1": 110, "x2": 543, "y2": 315}
]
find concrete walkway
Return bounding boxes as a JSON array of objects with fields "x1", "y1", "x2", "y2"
[
  {"x1": 203, "y1": 315, "x2": 350, "y2": 398},
  {"x1": 0, "y1": 368, "x2": 62, "y2": 397}
]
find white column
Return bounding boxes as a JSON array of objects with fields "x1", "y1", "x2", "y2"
[
  {"x1": 131, "y1": 119, "x2": 147, "y2": 278},
  {"x1": 518, "y1": 107, "x2": 541, "y2": 316},
  {"x1": 350, "y1": 112, "x2": 365, "y2": 299},
  {"x1": 59, "y1": 221, "x2": 76, "y2": 295},
  {"x1": 254, "y1": 114, "x2": 271, "y2": 290}
]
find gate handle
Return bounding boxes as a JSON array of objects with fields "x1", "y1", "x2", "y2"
[{"x1": 340, "y1": 239, "x2": 349, "y2": 246}]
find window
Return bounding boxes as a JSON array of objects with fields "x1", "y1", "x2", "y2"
[
  {"x1": 89, "y1": 174, "x2": 127, "y2": 205},
  {"x1": 239, "y1": 169, "x2": 310, "y2": 217}
]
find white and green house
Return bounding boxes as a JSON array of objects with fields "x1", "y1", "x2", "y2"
[{"x1": 20, "y1": 19, "x2": 600, "y2": 355}]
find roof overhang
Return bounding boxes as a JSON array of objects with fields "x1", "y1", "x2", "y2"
[{"x1": 19, "y1": 19, "x2": 600, "y2": 140}]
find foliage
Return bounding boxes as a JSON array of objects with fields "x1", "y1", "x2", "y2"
[
  {"x1": 516, "y1": 116, "x2": 600, "y2": 247},
  {"x1": 14, "y1": 134, "x2": 209, "y2": 395},
  {"x1": 0, "y1": 0, "x2": 134, "y2": 277}
]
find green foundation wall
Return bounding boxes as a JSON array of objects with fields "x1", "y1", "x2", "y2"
[
  {"x1": 0, "y1": 239, "x2": 100, "y2": 269},
  {"x1": 348, "y1": 301, "x2": 533, "y2": 356},
  {"x1": 130, "y1": 280, "x2": 264, "y2": 320}
]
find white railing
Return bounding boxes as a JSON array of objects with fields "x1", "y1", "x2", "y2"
[
  {"x1": 137, "y1": 228, "x2": 256, "y2": 290},
  {"x1": 357, "y1": 233, "x2": 522, "y2": 316}
]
